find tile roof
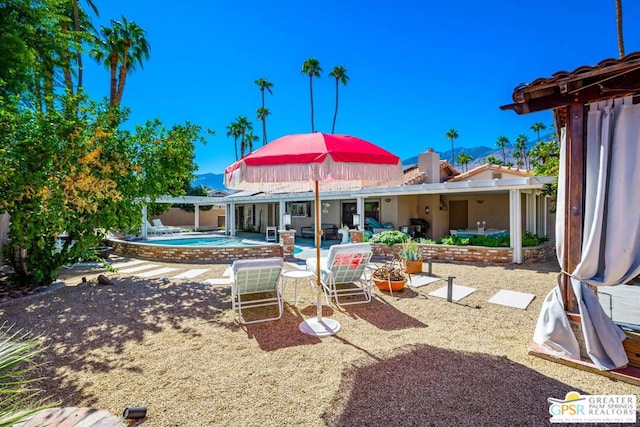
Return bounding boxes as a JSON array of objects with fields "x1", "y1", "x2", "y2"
[
  {"x1": 501, "y1": 51, "x2": 640, "y2": 116},
  {"x1": 447, "y1": 163, "x2": 533, "y2": 182}
]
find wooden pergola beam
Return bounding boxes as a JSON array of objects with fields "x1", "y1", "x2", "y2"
[{"x1": 562, "y1": 103, "x2": 585, "y2": 313}]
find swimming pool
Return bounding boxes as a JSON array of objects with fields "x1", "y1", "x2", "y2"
[
  {"x1": 107, "y1": 235, "x2": 299, "y2": 263},
  {"x1": 146, "y1": 236, "x2": 257, "y2": 247}
]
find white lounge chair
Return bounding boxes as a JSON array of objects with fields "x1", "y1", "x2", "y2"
[
  {"x1": 306, "y1": 243, "x2": 373, "y2": 307},
  {"x1": 152, "y1": 219, "x2": 182, "y2": 233},
  {"x1": 230, "y1": 258, "x2": 284, "y2": 324},
  {"x1": 144, "y1": 220, "x2": 175, "y2": 235}
]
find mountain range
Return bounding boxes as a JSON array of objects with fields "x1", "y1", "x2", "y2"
[{"x1": 194, "y1": 134, "x2": 555, "y2": 190}]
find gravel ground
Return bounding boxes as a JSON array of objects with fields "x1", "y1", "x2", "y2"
[{"x1": 0, "y1": 256, "x2": 638, "y2": 426}]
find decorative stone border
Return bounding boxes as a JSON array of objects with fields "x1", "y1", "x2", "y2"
[
  {"x1": 370, "y1": 241, "x2": 556, "y2": 264},
  {"x1": 108, "y1": 238, "x2": 283, "y2": 263}
]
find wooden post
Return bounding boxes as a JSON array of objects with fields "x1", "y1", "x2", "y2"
[{"x1": 562, "y1": 103, "x2": 585, "y2": 313}]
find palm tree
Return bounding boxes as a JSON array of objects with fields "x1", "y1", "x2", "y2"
[
  {"x1": 72, "y1": 0, "x2": 99, "y2": 89},
  {"x1": 495, "y1": 136, "x2": 510, "y2": 164},
  {"x1": 530, "y1": 122, "x2": 546, "y2": 144},
  {"x1": 256, "y1": 107, "x2": 270, "y2": 144},
  {"x1": 235, "y1": 116, "x2": 253, "y2": 158},
  {"x1": 328, "y1": 65, "x2": 349, "y2": 134},
  {"x1": 301, "y1": 58, "x2": 322, "y2": 132},
  {"x1": 243, "y1": 132, "x2": 259, "y2": 156},
  {"x1": 92, "y1": 17, "x2": 150, "y2": 106},
  {"x1": 616, "y1": 0, "x2": 625, "y2": 58},
  {"x1": 515, "y1": 134, "x2": 529, "y2": 169},
  {"x1": 456, "y1": 153, "x2": 473, "y2": 172},
  {"x1": 254, "y1": 78, "x2": 273, "y2": 145},
  {"x1": 486, "y1": 155, "x2": 503, "y2": 165},
  {"x1": 530, "y1": 138, "x2": 559, "y2": 167},
  {"x1": 445, "y1": 129, "x2": 459, "y2": 166},
  {"x1": 226, "y1": 121, "x2": 241, "y2": 161},
  {"x1": 514, "y1": 151, "x2": 523, "y2": 168}
]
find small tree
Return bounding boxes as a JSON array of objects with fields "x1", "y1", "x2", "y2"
[{"x1": 456, "y1": 153, "x2": 473, "y2": 172}]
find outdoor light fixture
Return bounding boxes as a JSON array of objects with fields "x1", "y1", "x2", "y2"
[
  {"x1": 352, "y1": 213, "x2": 361, "y2": 230},
  {"x1": 283, "y1": 213, "x2": 292, "y2": 230}
]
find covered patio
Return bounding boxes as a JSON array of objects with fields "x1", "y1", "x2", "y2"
[
  {"x1": 502, "y1": 52, "x2": 640, "y2": 384},
  {"x1": 222, "y1": 175, "x2": 555, "y2": 264}
]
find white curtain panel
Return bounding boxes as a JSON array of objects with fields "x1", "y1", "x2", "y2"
[{"x1": 534, "y1": 96, "x2": 640, "y2": 370}]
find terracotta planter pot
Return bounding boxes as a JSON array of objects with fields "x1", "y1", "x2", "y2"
[
  {"x1": 402, "y1": 259, "x2": 422, "y2": 274},
  {"x1": 373, "y1": 278, "x2": 407, "y2": 292}
]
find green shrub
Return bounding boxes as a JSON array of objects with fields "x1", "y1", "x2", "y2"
[
  {"x1": 399, "y1": 241, "x2": 422, "y2": 260},
  {"x1": 0, "y1": 325, "x2": 53, "y2": 426},
  {"x1": 369, "y1": 230, "x2": 408, "y2": 246}
]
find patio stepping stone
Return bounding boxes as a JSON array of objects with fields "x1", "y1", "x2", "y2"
[
  {"x1": 407, "y1": 275, "x2": 442, "y2": 288},
  {"x1": 428, "y1": 284, "x2": 477, "y2": 302},
  {"x1": 488, "y1": 289, "x2": 535, "y2": 309},
  {"x1": 173, "y1": 268, "x2": 210, "y2": 279},
  {"x1": 117, "y1": 264, "x2": 161, "y2": 274},
  {"x1": 135, "y1": 267, "x2": 179, "y2": 278}
]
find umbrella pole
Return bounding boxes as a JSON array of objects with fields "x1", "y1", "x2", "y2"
[
  {"x1": 315, "y1": 180, "x2": 324, "y2": 321},
  {"x1": 298, "y1": 180, "x2": 341, "y2": 337}
]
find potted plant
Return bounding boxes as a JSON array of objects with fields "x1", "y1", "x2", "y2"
[
  {"x1": 372, "y1": 259, "x2": 409, "y2": 292},
  {"x1": 399, "y1": 240, "x2": 423, "y2": 274}
]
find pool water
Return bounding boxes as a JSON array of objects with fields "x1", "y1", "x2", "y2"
[
  {"x1": 148, "y1": 237, "x2": 255, "y2": 247},
  {"x1": 145, "y1": 236, "x2": 303, "y2": 254}
]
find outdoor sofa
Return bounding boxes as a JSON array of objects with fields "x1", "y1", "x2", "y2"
[{"x1": 300, "y1": 224, "x2": 339, "y2": 240}]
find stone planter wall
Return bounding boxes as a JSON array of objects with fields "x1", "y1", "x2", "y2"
[
  {"x1": 108, "y1": 239, "x2": 282, "y2": 263},
  {"x1": 371, "y1": 241, "x2": 555, "y2": 264}
]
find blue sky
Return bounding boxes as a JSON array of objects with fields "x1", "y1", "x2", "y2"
[{"x1": 82, "y1": 1, "x2": 640, "y2": 174}]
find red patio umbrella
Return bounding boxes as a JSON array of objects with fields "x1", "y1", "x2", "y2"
[{"x1": 224, "y1": 132, "x2": 404, "y2": 336}]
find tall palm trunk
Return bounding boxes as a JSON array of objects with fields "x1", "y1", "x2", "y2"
[
  {"x1": 234, "y1": 136, "x2": 238, "y2": 161},
  {"x1": 73, "y1": 0, "x2": 83, "y2": 89},
  {"x1": 261, "y1": 117, "x2": 267, "y2": 145},
  {"x1": 309, "y1": 76, "x2": 315, "y2": 132},
  {"x1": 240, "y1": 130, "x2": 246, "y2": 158},
  {"x1": 450, "y1": 139, "x2": 454, "y2": 166},
  {"x1": 616, "y1": 0, "x2": 625, "y2": 58},
  {"x1": 109, "y1": 53, "x2": 118, "y2": 106},
  {"x1": 331, "y1": 78, "x2": 339, "y2": 134},
  {"x1": 261, "y1": 90, "x2": 267, "y2": 145},
  {"x1": 114, "y1": 43, "x2": 131, "y2": 106}
]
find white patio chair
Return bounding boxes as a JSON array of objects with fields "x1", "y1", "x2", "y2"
[
  {"x1": 151, "y1": 219, "x2": 182, "y2": 234},
  {"x1": 230, "y1": 258, "x2": 284, "y2": 324},
  {"x1": 306, "y1": 243, "x2": 373, "y2": 307}
]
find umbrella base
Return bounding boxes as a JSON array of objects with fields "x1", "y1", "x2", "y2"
[{"x1": 299, "y1": 317, "x2": 341, "y2": 337}]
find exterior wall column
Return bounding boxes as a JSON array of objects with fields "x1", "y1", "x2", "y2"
[
  {"x1": 541, "y1": 195, "x2": 548, "y2": 237},
  {"x1": 525, "y1": 192, "x2": 537, "y2": 234},
  {"x1": 279, "y1": 200, "x2": 286, "y2": 229},
  {"x1": 228, "y1": 202, "x2": 236, "y2": 237},
  {"x1": 356, "y1": 196, "x2": 365, "y2": 230},
  {"x1": 509, "y1": 189, "x2": 522, "y2": 263},
  {"x1": 194, "y1": 205, "x2": 200, "y2": 231},
  {"x1": 278, "y1": 230, "x2": 296, "y2": 259}
]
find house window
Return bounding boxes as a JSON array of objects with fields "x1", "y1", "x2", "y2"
[
  {"x1": 287, "y1": 202, "x2": 310, "y2": 217},
  {"x1": 492, "y1": 172, "x2": 502, "y2": 179},
  {"x1": 364, "y1": 200, "x2": 380, "y2": 222}
]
